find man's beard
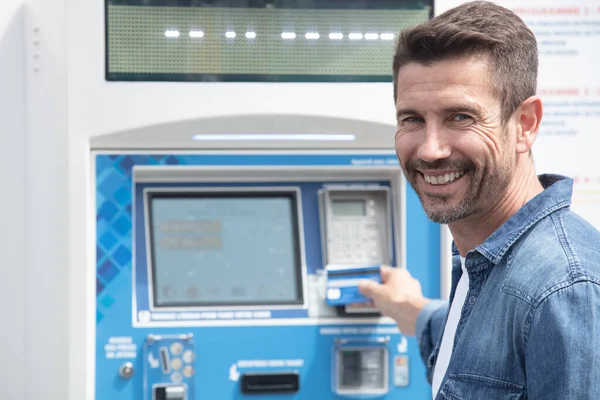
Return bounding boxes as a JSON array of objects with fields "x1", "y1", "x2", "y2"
[{"x1": 401, "y1": 157, "x2": 513, "y2": 224}]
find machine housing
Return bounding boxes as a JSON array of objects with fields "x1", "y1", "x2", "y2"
[{"x1": 92, "y1": 115, "x2": 442, "y2": 399}]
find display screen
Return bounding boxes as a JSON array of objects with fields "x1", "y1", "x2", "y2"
[
  {"x1": 147, "y1": 190, "x2": 303, "y2": 308},
  {"x1": 332, "y1": 200, "x2": 366, "y2": 217},
  {"x1": 105, "y1": 0, "x2": 433, "y2": 82}
]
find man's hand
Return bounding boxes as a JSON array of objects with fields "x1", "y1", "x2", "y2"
[{"x1": 358, "y1": 266, "x2": 430, "y2": 336}]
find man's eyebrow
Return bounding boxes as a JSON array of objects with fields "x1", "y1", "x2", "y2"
[
  {"x1": 395, "y1": 105, "x2": 482, "y2": 119},
  {"x1": 395, "y1": 108, "x2": 419, "y2": 119},
  {"x1": 442, "y1": 105, "x2": 482, "y2": 116}
]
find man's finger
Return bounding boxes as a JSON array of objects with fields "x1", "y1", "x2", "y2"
[
  {"x1": 358, "y1": 279, "x2": 384, "y2": 299},
  {"x1": 380, "y1": 265, "x2": 395, "y2": 282}
]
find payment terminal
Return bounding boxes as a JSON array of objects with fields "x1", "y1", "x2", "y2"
[{"x1": 320, "y1": 187, "x2": 393, "y2": 314}]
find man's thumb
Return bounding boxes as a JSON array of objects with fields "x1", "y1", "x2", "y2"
[{"x1": 358, "y1": 279, "x2": 384, "y2": 299}]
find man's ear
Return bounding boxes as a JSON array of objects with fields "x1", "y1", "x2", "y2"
[{"x1": 515, "y1": 96, "x2": 543, "y2": 154}]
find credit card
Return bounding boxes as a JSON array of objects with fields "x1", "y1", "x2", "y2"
[{"x1": 325, "y1": 265, "x2": 382, "y2": 306}]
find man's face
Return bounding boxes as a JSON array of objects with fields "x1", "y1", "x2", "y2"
[{"x1": 394, "y1": 56, "x2": 516, "y2": 224}]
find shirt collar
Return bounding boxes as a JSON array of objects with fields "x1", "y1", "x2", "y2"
[{"x1": 451, "y1": 174, "x2": 573, "y2": 264}]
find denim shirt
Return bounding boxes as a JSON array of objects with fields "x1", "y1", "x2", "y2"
[{"x1": 416, "y1": 174, "x2": 600, "y2": 399}]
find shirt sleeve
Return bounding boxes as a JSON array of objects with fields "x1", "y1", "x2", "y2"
[
  {"x1": 525, "y1": 280, "x2": 600, "y2": 398},
  {"x1": 415, "y1": 299, "x2": 449, "y2": 383}
]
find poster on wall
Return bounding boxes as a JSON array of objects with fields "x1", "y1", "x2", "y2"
[{"x1": 435, "y1": 0, "x2": 600, "y2": 229}]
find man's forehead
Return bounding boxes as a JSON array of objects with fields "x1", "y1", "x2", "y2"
[
  {"x1": 395, "y1": 59, "x2": 496, "y2": 109},
  {"x1": 395, "y1": 86, "x2": 487, "y2": 111},
  {"x1": 395, "y1": 57, "x2": 493, "y2": 91}
]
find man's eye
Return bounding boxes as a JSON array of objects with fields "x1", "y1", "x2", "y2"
[
  {"x1": 452, "y1": 114, "x2": 471, "y2": 121},
  {"x1": 404, "y1": 116, "x2": 423, "y2": 123}
]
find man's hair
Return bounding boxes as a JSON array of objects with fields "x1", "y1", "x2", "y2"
[{"x1": 392, "y1": 1, "x2": 538, "y2": 123}]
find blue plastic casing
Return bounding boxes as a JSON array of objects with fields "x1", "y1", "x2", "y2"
[{"x1": 94, "y1": 152, "x2": 440, "y2": 399}]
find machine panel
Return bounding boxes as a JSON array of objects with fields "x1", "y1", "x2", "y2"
[
  {"x1": 322, "y1": 187, "x2": 392, "y2": 266},
  {"x1": 94, "y1": 151, "x2": 441, "y2": 399}
]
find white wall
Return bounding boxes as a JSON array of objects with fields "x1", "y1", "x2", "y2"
[
  {"x1": 0, "y1": 0, "x2": 69, "y2": 398},
  {"x1": 0, "y1": 0, "x2": 24, "y2": 33},
  {"x1": 0, "y1": 2, "x2": 27, "y2": 399},
  {"x1": 25, "y1": 0, "x2": 69, "y2": 397}
]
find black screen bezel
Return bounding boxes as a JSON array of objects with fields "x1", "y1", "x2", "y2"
[{"x1": 146, "y1": 189, "x2": 305, "y2": 309}]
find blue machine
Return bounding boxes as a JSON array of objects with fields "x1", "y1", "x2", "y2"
[{"x1": 94, "y1": 145, "x2": 441, "y2": 399}]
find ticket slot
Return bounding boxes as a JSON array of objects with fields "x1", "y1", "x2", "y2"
[
  {"x1": 159, "y1": 347, "x2": 171, "y2": 374},
  {"x1": 240, "y1": 372, "x2": 300, "y2": 394}
]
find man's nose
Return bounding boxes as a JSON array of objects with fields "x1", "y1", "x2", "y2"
[{"x1": 416, "y1": 126, "x2": 452, "y2": 163}]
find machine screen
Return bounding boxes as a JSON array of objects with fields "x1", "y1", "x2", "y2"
[
  {"x1": 332, "y1": 200, "x2": 366, "y2": 217},
  {"x1": 105, "y1": 0, "x2": 433, "y2": 82},
  {"x1": 147, "y1": 191, "x2": 303, "y2": 308}
]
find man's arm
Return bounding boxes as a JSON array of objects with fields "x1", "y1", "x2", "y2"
[
  {"x1": 415, "y1": 300, "x2": 448, "y2": 383},
  {"x1": 525, "y1": 280, "x2": 600, "y2": 397},
  {"x1": 358, "y1": 266, "x2": 448, "y2": 381}
]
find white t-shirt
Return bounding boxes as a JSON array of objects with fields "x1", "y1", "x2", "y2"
[{"x1": 431, "y1": 256, "x2": 469, "y2": 398}]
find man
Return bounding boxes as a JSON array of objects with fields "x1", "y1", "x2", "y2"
[{"x1": 358, "y1": 1, "x2": 600, "y2": 398}]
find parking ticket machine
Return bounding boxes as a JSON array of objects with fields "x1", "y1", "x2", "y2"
[{"x1": 91, "y1": 114, "x2": 443, "y2": 399}]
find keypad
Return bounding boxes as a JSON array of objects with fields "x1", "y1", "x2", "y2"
[{"x1": 329, "y1": 219, "x2": 381, "y2": 263}]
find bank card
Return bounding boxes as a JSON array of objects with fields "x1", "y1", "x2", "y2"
[{"x1": 325, "y1": 264, "x2": 382, "y2": 306}]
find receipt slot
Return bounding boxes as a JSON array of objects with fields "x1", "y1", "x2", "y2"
[
  {"x1": 333, "y1": 338, "x2": 390, "y2": 397},
  {"x1": 91, "y1": 115, "x2": 442, "y2": 400}
]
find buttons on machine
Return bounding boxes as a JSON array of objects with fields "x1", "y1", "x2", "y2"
[
  {"x1": 171, "y1": 358, "x2": 183, "y2": 371},
  {"x1": 144, "y1": 335, "x2": 196, "y2": 400},
  {"x1": 182, "y1": 350, "x2": 194, "y2": 364},
  {"x1": 329, "y1": 221, "x2": 382, "y2": 263},
  {"x1": 119, "y1": 362, "x2": 135, "y2": 379},
  {"x1": 170, "y1": 342, "x2": 184, "y2": 356}
]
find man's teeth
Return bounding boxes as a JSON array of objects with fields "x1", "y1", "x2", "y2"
[{"x1": 424, "y1": 171, "x2": 465, "y2": 185}]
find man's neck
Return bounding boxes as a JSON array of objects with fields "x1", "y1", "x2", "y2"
[{"x1": 449, "y1": 168, "x2": 544, "y2": 257}]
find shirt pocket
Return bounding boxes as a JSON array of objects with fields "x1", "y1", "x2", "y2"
[{"x1": 438, "y1": 373, "x2": 525, "y2": 400}]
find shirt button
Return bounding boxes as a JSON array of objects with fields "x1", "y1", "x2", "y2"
[{"x1": 468, "y1": 296, "x2": 476, "y2": 305}]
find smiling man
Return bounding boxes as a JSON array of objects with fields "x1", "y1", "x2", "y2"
[{"x1": 359, "y1": 1, "x2": 600, "y2": 399}]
